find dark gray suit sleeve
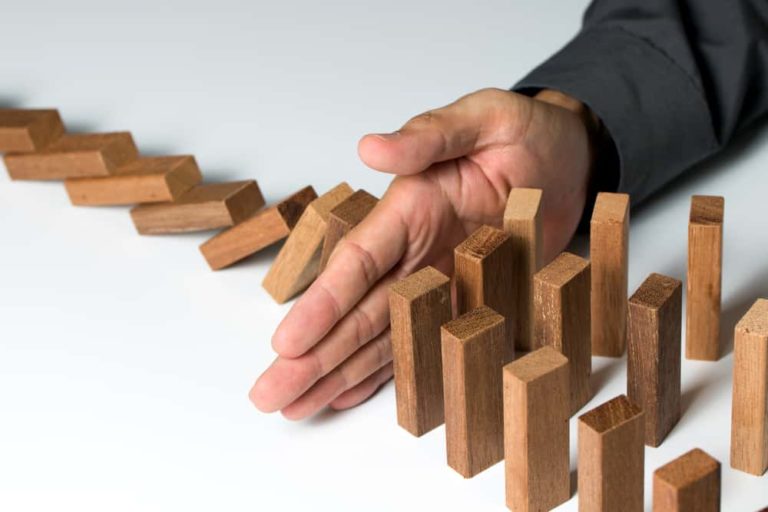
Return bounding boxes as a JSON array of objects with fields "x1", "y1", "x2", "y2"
[{"x1": 514, "y1": 0, "x2": 768, "y2": 205}]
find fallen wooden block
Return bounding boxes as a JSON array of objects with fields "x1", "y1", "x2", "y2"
[
  {"x1": 199, "y1": 186, "x2": 317, "y2": 270},
  {"x1": 4, "y1": 132, "x2": 139, "y2": 180},
  {"x1": 534, "y1": 251, "x2": 591, "y2": 414},
  {"x1": 578, "y1": 394, "x2": 644, "y2": 512},
  {"x1": 262, "y1": 182, "x2": 354, "y2": 303},
  {"x1": 628, "y1": 273, "x2": 682, "y2": 447},
  {"x1": 319, "y1": 189, "x2": 378, "y2": 271},
  {"x1": 503, "y1": 187, "x2": 543, "y2": 353},
  {"x1": 441, "y1": 305, "x2": 505, "y2": 478},
  {"x1": 653, "y1": 448, "x2": 720, "y2": 512},
  {"x1": 64, "y1": 155, "x2": 202, "y2": 206},
  {"x1": 591, "y1": 192, "x2": 630, "y2": 357},
  {"x1": 686, "y1": 195, "x2": 724, "y2": 360},
  {"x1": 389, "y1": 266, "x2": 452, "y2": 437},
  {"x1": 455, "y1": 225, "x2": 515, "y2": 363},
  {"x1": 731, "y1": 298, "x2": 768, "y2": 476},
  {"x1": 130, "y1": 180, "x2": 264, "y2": 235},
  {"x1": 503, "y1": 346, "x2": 570, "y2": 512},
  {"x1": 0, "y1": 108, "x2": 65, "y2": 153}
]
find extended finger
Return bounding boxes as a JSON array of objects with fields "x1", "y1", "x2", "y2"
[{"x1": 329, "y1": 363, "x2": 394, "y2": 411}]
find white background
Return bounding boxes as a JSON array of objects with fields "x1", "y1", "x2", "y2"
[{"x1": 1, "y1": 0, "x2": 767, "y2": 510}]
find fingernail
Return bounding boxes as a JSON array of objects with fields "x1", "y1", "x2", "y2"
[{"x1": 372, "y1": 131, "x2": 400, "y2": 140}]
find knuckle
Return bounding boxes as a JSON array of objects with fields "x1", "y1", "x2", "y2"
[{"x1": 339, "y1": 239, "x2": 380, "y2": 289}]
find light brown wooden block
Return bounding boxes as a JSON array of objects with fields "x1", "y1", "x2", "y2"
[
  {"x1": 0, "y1": 109, "x2": 64, "y2": 153},
  {"x1": 130, "y1": 180, "x2": 264, "y2": 235},
  {"x1": 578, "y1": 394, "x2": 644, "y2": 512},
  {"x1": 455, "y1": 225, "x2": 515, "y2": 363},
  {"x1": 503, "y1": 346, "x2": 570, "y2": 512},
  {"x1": 441, "y1": 306, "x2": 505, "y2": 478},
  {"x1": 64, "y1": 155, "x2": 202, "y2": 206},
  {"x1": 4, "y1": 132, "x2": 139, "y2": 180},
  {"x1": 503, "y1": 187, "x2": 543, "y2": 352},
  {"x1": 389, "y1": 266, "x2": 452, "y2": 437},
  {"x1": 628, "y1": 273, "x2": 682, "y2": 447},
  {"x1": 199, "y1": 186, "x2": 317, "y2": 270},
  {"x1": 262, "y1": 182, "x2": 354, "y2": 303},
  {"x1": 731, "y1": 298, "x2": 768, "y2": 476},
  {"x1": 319, "y1": 189, "x2": 378, "y2": 271},
  {"x1": 686, "y1": 195, "x2": 724, "y2": 361},
  {"x1": 534, "y1": 252, "x2": 591, "y2": 414},
  {"x1": 591, "y1": 192, "x2": 630, "y2": 357},
  {"x1": 653, "y1": 448, "x2": 721, "y2": 512}
]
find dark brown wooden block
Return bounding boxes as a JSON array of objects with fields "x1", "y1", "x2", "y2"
[
  {"x1": 653, "y1": 448, "x2": 720, "y2": 512},
  {"x1": 0, "y1": 109, "x2": 65, "y2": 153},
  {"x1": 319, "y1": 189, "x2": 378, "y2": 271}
]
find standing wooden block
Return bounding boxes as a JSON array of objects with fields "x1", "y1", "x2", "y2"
[
  {"x1": 4, "y1": 132, "x2": 139, "y2": 180},
  {"x1": 503, "y1": 346, "x2": 570, "y2": 512},
  {"x1": 389, "y1": 266, "x2": 452, "y2": 437},
  {"x1": 455, "y1": 225, "x2": 515, "y2": 363},
  {"x1": 534, "y1": 252, "x2": 591, "y2": 414},
  {"x1": 0, "y1": 109, "x2": 65, "y2": 152},
  {"x1": 503, "y1": 187, "x2": 543, "y2": 352},
  {"x1": 628, "y1": 273, "x2": 682, "y2": 447},
  {"x1": 262, "y1": 182, "x2": 354, "y2": 303},
  {"x1": 199, "y1": 186, "x2": 317, "y2": 270},
  {"x1": 578, "y1": 394, "x2": 644, "y2": 512},
  {"x1": 64, "y1": 156, "x2": 202, "y2": 206},
  {"x1": 591, "y1": 192, "x2": 630, "y2": 357},
  {"x1": 130, "y1": 180, "x2": 264, "y2": 234},
  {"x1": 731, "y1": 298, "x2": 768, "y2": 476},
  {"x1": 653, "y1": 448, "x2": 721, "y2": 512},
  {"x1": 319, "y1": 189, "x2": 378, "y2": 271},
  {"x1": 441, "y1": 306, "x2": 505, "y2": 478},
  {"x1": 686, "y1": 195, "x2": 724, "y2": 361}
]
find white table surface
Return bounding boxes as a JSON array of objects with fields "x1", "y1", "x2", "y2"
[{"x1": 1, "y1": 1, "x2": 767, "y2": 510}]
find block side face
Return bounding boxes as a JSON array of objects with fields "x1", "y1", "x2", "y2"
[
  {"x1": 533, "y1": 275, "x2": 565, "y2": 353},
  {"x1": 481, "y1": 234, "x2": 516, "y2": 362},
  {"x1": 389, "y1": 292, "x2": 422, "y2": 435},
  {"x1": 163, "y1": 156, "x2": 203, "y2": 199},
  {"x1": 131, "y1": 201, "x2": 235, "y2": 233},
  {"x1": 627, "y1": 302, "x2": 660, "y2": 442},
  {"x1": 686, "y1": 219, "x2": 723, "y2": 361},
  {"x1": 579, "y1": 395, "x2": 643, "y2": 434},
  {"x1": 652, "y1": 476, "x2": 680, "y2": 512},
  {"x1": 455, "y1": 246, "x2": 485, "y2": 317},
  {"x1": 5, "y1": 151, "x2": 112, "y2": 179},
  {"x1": 655, "y1": 286, "x2": 683, "y2": 444},
  {"x1": 441, "y1": 329, "x2": 471, "y2": 476},
  {"x1": 310, "y1": 182, "x2": 354, "y2": 220},
  {"x1": 599, "y1": 413, "x2": 645, "y2": 511},
  {"x1": 690, "y1": 195, "x2": 724, "y2": 225},
  {"x1": 577, "y1": 421, "x2": 604, "y2": 511},
  {"x1": 329, "y1": 189, "x2": 378, "y2": 226},
  {"x1": 275, "y1": 186, "x2": 318, "y2": 229},
  {"x1": 0, "y1": 109, "x2": 64, "y2": 151},
  {"x1": 561, "y1": 262, "x2": 592, "y2": 412},
  {"x1": 66, "y1": 174, "x2": 171, "y2": 205}
]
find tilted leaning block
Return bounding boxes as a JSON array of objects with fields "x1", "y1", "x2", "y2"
[
  {"x1": 319, "y1": 189, "x2": 378, "y2": 271},
  {"x1": 653, "y1": 448, "x2": 721, "y2": 512},
  {"x1": 0, "y1": 108, "x2": 65, "y2": 153}
]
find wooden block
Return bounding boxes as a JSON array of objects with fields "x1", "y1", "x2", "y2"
[
  {"x1": 653, "y1": 448, "x2": 721, "y2": 512},
  {"x1": 628, "y1": 273, "x2": 682, "y2": 447},
  {"x1": 454, "y1": 225, "x2": 515, "y2": 363},
  {"x1": 503, "y1": 187, "x2": 543, "y2": 352},
  {"x1": 64, "y1": 156, "x2": 202, "y2": 206},
  {"x1": 686, "y1": 195, "x2": 724, "y2": 361},
  {"x1": 503, "y1": 346, "x2": 570, "y2": 512},
  {"x1": 319, "y1": 189, "x2": 378, "y2": 271},
  {"x1": 578, "y1": 395, "x2": 644, "y2": 512},
  {"x1": 389, "y1": 266, "x2": 452, "y2": 436},
  {"x1": 262, "y1": 183, "x2": 354, "y2": 303},
  {"x1": 4, "y1": 132, "x2": 139, "y2": 180},
  {"x1": 441, "y1": 306, "x2": 505, "y2": 478},
  {"x1": 199, "y1": 186, "x2": 317, "y2": 270},
  {"x1": 0, "y1": 109, "x2": 65, "y2": 152},
  {"x1": 534, "y1": 252, "x2": 591, "y2": 414},
  {"x1": 731, "y1": 298, "x2": 768, "y2": 475},
  {"x1": 130, "y1": 180, "x2": 264, "y2": 234},
  {"x1": 591, "y1": 192, "x2": 630, "y2": 356}
]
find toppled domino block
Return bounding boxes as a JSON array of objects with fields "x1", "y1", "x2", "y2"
[
  {"x1": 0, "y1": 109, "x2": 65, "y2": 153},
  {"x1": 319, "y1": 189, "x2": 378, "y2": 271}
]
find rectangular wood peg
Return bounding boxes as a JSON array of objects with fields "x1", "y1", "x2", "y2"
[
  {"x1": 319, "y1": 189, "x2": 378, "y2": 271},
  {"x1": 653, "y1": 448, "x2": 721, "y2": 512}
]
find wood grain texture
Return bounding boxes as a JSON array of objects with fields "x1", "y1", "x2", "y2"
[
  {"x1": 578, "y1": 394, "x2": 645, "y2": 512},
  {"x1": 503, "y1": 187, "x2": 543, "y2": 352},
  {"x1": 130, "y1": 180, "x2": 264, "y2": 235},
  {"x1": 0, "y1": 109, "x2": 64, "y2": 152},
  {"x1": 534, "y1": 252, "x2": 591, "y2": 414},
  {"x1": 319, "y1": 189, "x2": 378, "y2": 271},
  {"x1": 591, "y1": 192, "x2": 630, "y2": 357},
  {"x1": 199, "y1": 186, "x2": 317, "y2": 270},
  {"x1": 262, "y1": 182, "x2": 354, "y2": 303},
  {"x1": 4, "y1": 132, "x2": 139, "y2": 180},
  {"x1": 503, "y1": 346, "x2": 570, "y2": 512},
  {"x1": 455, "y1": 225, "x2": 515, "y2": 363},
  {"x1": 628, "y1": 273, "x2": 682, "y2": 447},
  {"x1": 731, "y1": 298, "x2": 768, "y2": 476},
  {"x1": 441, "y1": 306, "x2": 505, "y2": 478},
  {"x1": 389, "y1": 266, "x2": 452, "y2": 437},
  {"x1": 64, "y1": 155, "x2": 202, "y2": 206},
  {"x1": 653, "y1": 448, "x2": 721, "y2": 512},
  {"x1": 686, "y1": 195, "x2": 724, "y2": 361}
]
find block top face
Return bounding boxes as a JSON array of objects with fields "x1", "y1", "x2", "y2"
[
  {"x1": 442, "y1": 305, "x2": 504, "y2": 342},
  {"x1": 310, "y1": 182, "x2": 354, "y2": 221},
  {"x1": 176, "y1": 180, "x2": 257, "y2": 204},
  {"x1": 591, "y1": 192, "x2": 629, "y2": 224},
  {"x1": 455, "y1": 225, "x2": 510, "y2": 260},
  {"x1": 36, "y1": 132, "x2": 135, "y2": 153},
  {"x1": 330, "y1": 189, "x2": 378, "y2": 225},
  {"x1": 690, "y1": 195, "x2": 724, "y2": 225},
  {"x1": 655, "y1": 448, "x2": 720, "y2": 488},
  {"x1": 579, "y1": 394, "x2": 642, "y2": 434},
  {"x1": 629, "y1": 273, "x2": 682, "y2": 310},
  {"x1": 735, "y1": 298, "x2": 768, "y2": 336},
  {"x1": 0, "y1": 108, "x2": 60, "y2": 127},
  {"x1": 390, "y1": 266, "x2": 450, "y2": 301},
  {"x1": 503, "y1": 346, "x2": 567, "y2": 383},
  {"x1": 535, "y1": 252, "x2": 589, "y2": 288},
  {"x1": 504, "y1": 187, "x2": 542, "y2": 220},
  {"x1": 113, "y1": 155, "x2": 195, "y2": 176}
]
